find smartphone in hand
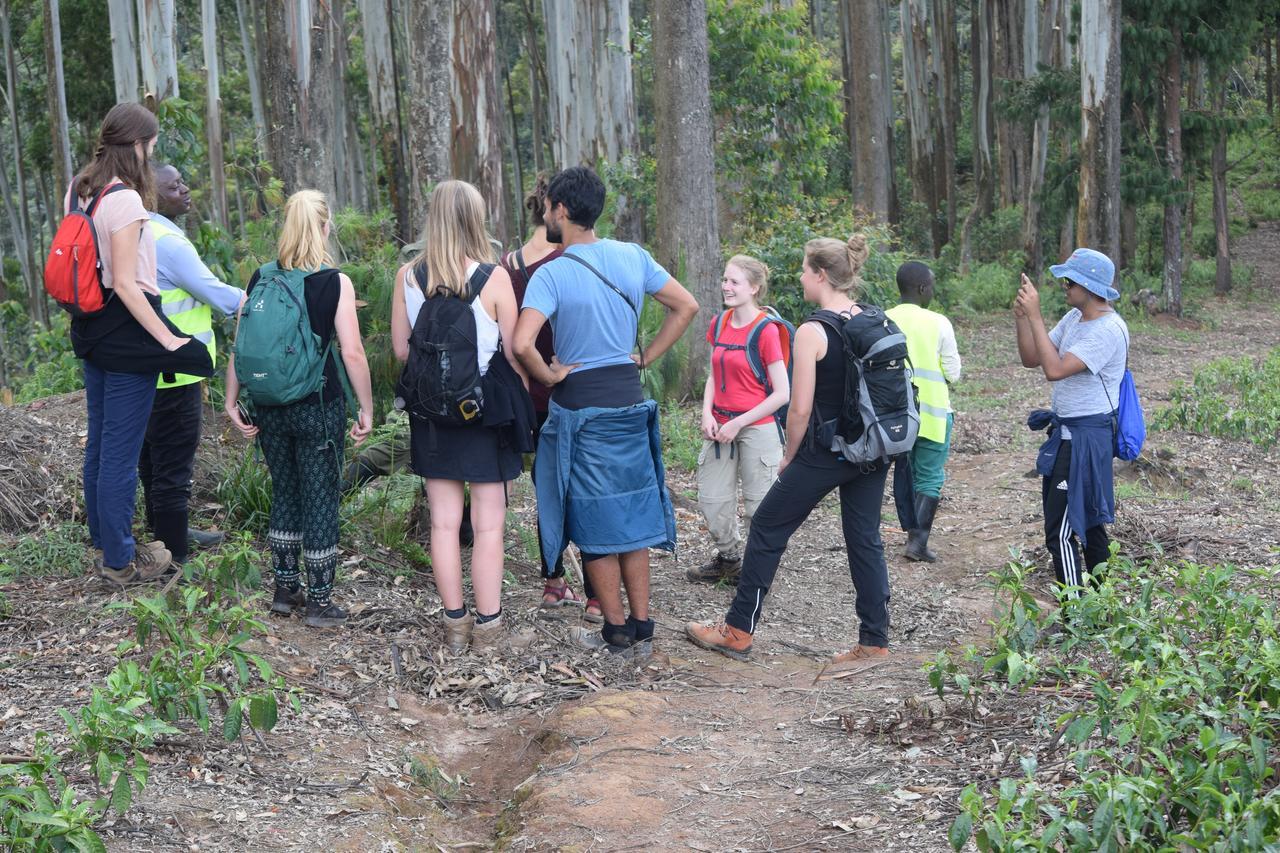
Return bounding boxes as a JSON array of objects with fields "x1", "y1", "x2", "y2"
[{"x1": 236, "y1": 400, "x2": 254, "y2": 427}]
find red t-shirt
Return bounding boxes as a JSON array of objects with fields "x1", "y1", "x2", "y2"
[{"x1": 707, "y1": 313, "x2": 784, "y2": 426}]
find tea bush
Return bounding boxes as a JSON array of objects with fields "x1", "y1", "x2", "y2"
[{"x1": 1155, "y1": 347, "x2": 1280, "y2": 446}]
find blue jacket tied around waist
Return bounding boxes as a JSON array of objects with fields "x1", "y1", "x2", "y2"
[
  {"x1": 1027, "y1": 409, "x2": 1116, "y2": 540},
  {"x1": 535, "y1": 399, "x2": 676, "y2": 565}
]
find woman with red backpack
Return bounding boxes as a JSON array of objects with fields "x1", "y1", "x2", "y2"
[
  {"x1": 688, "y1": 255, "x2": 790, "y2": 585},
  {"x1": 60, "y1": 103, "x2": 211, "y2": 585}
]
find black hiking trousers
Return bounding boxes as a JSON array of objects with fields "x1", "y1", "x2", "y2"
[
  {"x1": 725, "y1": 447, "x2": 891, "y2": 648},
  {"x1": 1042, "y1": 440, "x2": 1110, "y2": 592}
]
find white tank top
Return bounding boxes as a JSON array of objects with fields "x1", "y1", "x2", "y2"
[{"x1": 404, "y1": 261, "x2": 501, "y2": 376}]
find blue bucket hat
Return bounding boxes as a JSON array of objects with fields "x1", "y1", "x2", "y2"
[{"x1": 1049, "y1": 248, "x2": 1118, "y2": 301}]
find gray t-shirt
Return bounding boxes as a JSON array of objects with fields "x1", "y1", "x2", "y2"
[{"x1": 1047, "y1": 308, "x2": 1129, "y2": 439}]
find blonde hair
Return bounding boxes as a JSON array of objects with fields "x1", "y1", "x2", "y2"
[
  {"x1": 277, "y1": 190, "x2": 334, "y2": 271},
  {"x1": 804, "y1": 233, "x2": 870, "y2": 297},
  {"x1": 727, "y1": 254, "x2": 770, "y2": 303},
  {"x1": 412, "y1": 180, "x2": 496, "y2": 296}
]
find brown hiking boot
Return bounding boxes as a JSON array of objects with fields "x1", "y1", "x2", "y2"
[
  {"x1": 99, "y1": 544, "x2": 173, "y2": 586},
  {"x1": 684, "y1": 620, "x2": 753, "y2": 661},
  {"x1": 443, "y1": 611, "x2": 474, "y2": 653},
  {"x1": 471, "y1": 614, "x2": 504, "y2": 652},
  {"x1": 685, "y1": 552, "x2": 743, "y2": 584},
  {"x1": 816, "y1": 645, "x2": 891, "y2": 681},
  {"x1": 92, "y1": 540, "x2": 165, "y2": 571}
]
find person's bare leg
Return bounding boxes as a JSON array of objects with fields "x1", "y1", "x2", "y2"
[
  {"x1": 584, "y1": 555, "x2": 625, "y2": 625},
  {"x1": 468, "y1": 481, "x2": 508, "y2": 616},
  {"x1": 425, "y1": 479, "x2": 466, "y2": 610},
  {"x1": 618, "y1": 548, "x2": 650, "y2": 621}
]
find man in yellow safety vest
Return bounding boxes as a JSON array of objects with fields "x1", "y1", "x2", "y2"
[
  {"x1": 139, "y1": 164, "x2": 245, "y2": 564},
  {"x1": 886, "y1": 262, "x2": 961, "y2": 562}
]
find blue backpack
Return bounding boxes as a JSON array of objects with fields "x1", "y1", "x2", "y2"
[
  {"x1": 710, "y1": 307, "x2": 795, "y2": 441},
  {"x1": 1111, "y1": 368, "x2": 1145, "y2": 461}
]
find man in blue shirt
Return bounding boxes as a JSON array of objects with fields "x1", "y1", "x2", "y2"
[
  {"x1": 514, "y1": 166, "x2": 698, "y2": 654},
  {"x1": 140, "y1": 164, "x2": 245, "y2": 564}
]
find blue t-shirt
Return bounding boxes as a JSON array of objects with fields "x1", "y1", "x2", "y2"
[{"x1": 523, "y1": 239, "x2": 670, "y2": 373}]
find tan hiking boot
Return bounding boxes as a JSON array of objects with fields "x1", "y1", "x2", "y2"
[
  {"x1": 93, "y1": 540, "x2": 165, "y2": 571},
  {"x1": 443, "y1": 611, "x2": 474, "y2": 653},
  {"x1": 684, "y1": 620, "x2": 753, "y2": 662},
  {"x1": 816, "y1": 645, "x2": 891, "y2": 681},
  {"x1": 685, "y1": 552, "x2": 742, "y2": 584},
  {"x1": 99, "y1": 544, "x2": 173, "y2": 586},
  {"x1": 471, "y1": 614, "x2": 504, "y2": 652}
]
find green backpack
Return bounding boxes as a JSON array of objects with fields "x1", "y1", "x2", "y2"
[{"x1": 233, "y1": 262, "x2": 333, "y2": 407}]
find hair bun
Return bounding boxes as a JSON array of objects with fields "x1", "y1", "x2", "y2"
[{"x1": 846, "y1": 233, "x2": 870, "y2": 272}]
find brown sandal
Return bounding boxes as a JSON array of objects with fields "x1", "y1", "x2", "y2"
[{"x1": 540, "y1": 582, "x2": 585, "y2": 609}]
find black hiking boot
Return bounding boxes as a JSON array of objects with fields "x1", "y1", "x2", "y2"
[
  {"x1": 686, "y1": 552, "x2": 743, "y2": 584},
  {"x1": 304, "y1": 601, "x2": 349, "y2": 628},
  {"x1": 904, "y1": 495, "x2": 939, "y2": 563},
  {"x1": 269, "y1": 584, "x2": 306, "y2": 616}
]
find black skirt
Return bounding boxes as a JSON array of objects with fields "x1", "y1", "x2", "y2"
[{"x1": 409, "y1": 417, "x2": 523, "y2": 483}]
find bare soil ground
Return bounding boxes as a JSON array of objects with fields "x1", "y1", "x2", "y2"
[{"x1": 4, "y1": 229, "x2": 1280, "y2": 851}]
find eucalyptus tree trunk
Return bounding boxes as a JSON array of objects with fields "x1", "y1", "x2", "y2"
[
  {"x1": 1162, "y1": 29, "x2": 1183, "y2": 316},
  {"x1": 404, "y1": 0, "x2": 452, "y2": 230},
  {"x1": 653, "y1": 0, "x2": 721, "y2": 393},
  {"x1": 0, "y1": 0, "x2": 40, "y2": 325},
  {"x1": 108, "y1": 0, "x2": 139, "y2": 103},
  {"x1": 262, "y1": 0, "x2": 339, "y2": 202},
  {"x1": 329, "y1": 6, "x2": 358, "y2": 211},
  {"x1": 234, "y1": 0, "x2": 267, "y2": 159},
  {"x1": 1077, "y1": 0, "x2": 1122, "y2": 264},
  {"x1": 901, "y1": 0, "x2": 943, "y2": 255},
  {"x1": 451, "y1": 0, "x2": 509, "y2": 244},
  {"x1": 930, "y1": 0, "x2": 958, "y2": 242},
  {"x1": 1021, "y1": 0, "x2": 1060, "y2": 277},
  {"x1": 960, "y1": 0, "x2": 995, "y2": 273},
  {"x1": 1211, "y1": 68, "x2": 1230, "y2": 295},
  {"x1": 202, "y1": 0, "x2": 228, "y2": 230},
  {"x1": 992, "y1": 0, "x2": 1027, "y2": 208},
  {"x1": 841, "y1": 0, "x2": 895, "y2": 224},
  {"x1": 542, "y1": 0, "x2": 641, "y2": 239},
  {"x1": 360, "y1": 0, "x2": 410, "y2": 239},
  {"x1": 44, "y1": 0, "x2": 73, "y2": 214},
  {"x1": 137, "y1": 0, "x2": 179, "y2": 102}
]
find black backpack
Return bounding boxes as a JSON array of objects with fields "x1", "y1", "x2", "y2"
[
  {"x1": 811, "y1": 305, "x2": 920, "y2": 465},
  {"x1": 395, "y1": 263, "x2": 495, "y2": 427}
]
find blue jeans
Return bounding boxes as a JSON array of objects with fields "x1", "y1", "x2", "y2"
[{"x1": 83, "y1": 361, "x2": 158, "y2": 568}]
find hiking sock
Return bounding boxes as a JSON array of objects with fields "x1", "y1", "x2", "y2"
[
  {"x1": 304, "y1": 545, "x2": 338, "y2": 608},
  {"x1": 626, "y1": 616, "x2": 655, "y2": 643},
  {"x1": 445, "y1": 606, "x2": 468, "y2": 620},
  {"x1": 152, "y1": 509, "x2": 189, "y2": 566},
  {"x1": 475, "y1": 609, "x2": 502, "y2": 624},
  {"x1": 602, "y1": 621, "x2": 636, "y2": 648},
  {"x1": 268, "y1": 529, "x2": 303, "y2": 591}
]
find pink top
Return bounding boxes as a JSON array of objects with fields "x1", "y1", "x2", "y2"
[{"x1": 63, "y1": 177, "x2": 159, "y2": 296}]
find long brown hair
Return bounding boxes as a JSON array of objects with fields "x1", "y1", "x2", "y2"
[
  {"x1": 804, "y1": 233, "x2": 870, "y2": 298},
  {"x1": 411, "y1": 180, "x2": 495, "y2": 297},
  {"x1": 525, "y1": 173, "x2": 550, "y2": 228},
  {"x1": 74, "y1": 103, "x2": 159, "y2": 207}
]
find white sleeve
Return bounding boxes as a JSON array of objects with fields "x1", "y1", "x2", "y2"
[{"x1": 938, "y1": 316, "x2": 961, "y2": 383}]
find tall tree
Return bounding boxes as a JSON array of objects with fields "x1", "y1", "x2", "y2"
[
  {"x1": 403, "y1": 0, "x2": 452, "y2": 229},
  {"x1": 234, "y1": 0, "x2": 267, "y2": 159},
  {"x1": 653, "y1": 0, "x2": 721, "y2": 391},
  {"x1": 541, "y1": 0, "x2": 641, "y2": 237},
  {"x1": 137, "y1": 0, "x2": 179, "y2": 102},
  {"x1": 841, "y1": 0, "x2": 895, "y2": 224},
  {"x1": 961, "y1": 0, "x2": 996, "y2": 270},
  {"x1": 1210, "y1": 67, "x2": 1230, "y2": 295},
  {"x1": 901, "y1": 0, "x2": 944, "y2": 254},
  {"x1": 451, "y1": 0, "x2": 509, "y2": 244},
  {"x1": 930, "y1": 0, "x2": 959, "y2": 240},
  {"x1": 0, "y1": 0, "x2": 41, "y2": 325},
  {"x1": 108, "y1": 0, "x2": 139, "y2": 103},
  {"x1": 1161, "y1": 28, "x2": 1183, "y2": 315},
  {"x1": 360, "y1": 0, "x2": 410, "y2": 239},
  {"x1": 1076, "y1": 0, "x2": 1122, "y2": 263},
  {"x1": 1021, "y1": 0, "x2": 1062, "y2": 277},
  {"x1": 44, "y1": 0, "x2": 73, "y2": 209},
  {"x1": 992, "y1": 0, "x2": 1028, "y2": 208},
  {"x1": 201, "y1": 0, "x2": 228, "y2": 230},
  {"x1": 262, "y1": 0, "x2": 340, "y2": 202}
]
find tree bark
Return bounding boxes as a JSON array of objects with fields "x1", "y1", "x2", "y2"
[
  {"x1": 1211, "y1": 68, "x2": 1230, "y2": 295},
  {"x1": 262, "y1": 0, "x2": 340, "y2": 202},
  {"x1": 1266, "y1": 29, "x2": 1274, "y2": 117},
  {"x1": 137, "y1": 0, "x2": 179, "y2": 102},
  {"x1": 653, "y1": 0, "x2": 720, "y2": 393},
  {"x1": 1162, "y1": 29, "x2": 1183, "y2": 316},
  {"x1": 360, "y1": 0, "x2": 410, "y2": 239},
  {"x1": 541, "y1": 0, "x2": 641, "y2": 239},
  {"x1": 1021, "y1": 0, "x2": 1060, "y2": 277},
  {"x1": 930, "y1": 0, "x2": 958, "y2": 242},
  {"x1": 404, "y1": 0, "x2": 452, "y2": 230},
  {"x1": 108, "y1": 0, "x2": 139, "y2": 103},
  {"x1": 234, "y1": 0, "x2": 267, "y2": 159},
  {"x1": 900, "y1": 0, "x2": 943, "y2": 255},
  {"x1": 1, "y1": 0, "x2": 41, "y2": 325},
  {"x1": 841, "y1": 0, "x2": 894, "y2": 224},
  {"x1": 960, "y1": 0, "x2": 995, "y2": 272},
  {"x1": 451, "y1": 0, "x2": 508, "y2": 244},
  {"x1": 992, "y1": 0, "x2": 1026, "y2": 208},
  {"x1": 1076, "y1": 0, "x2": 1122, "y2": 263},
  {"x1": 44, "y1": 0, "x2": 73, "y2": 217},
  {"x1": 202, "y1": 0, "x2": 228, "y2": 230}
]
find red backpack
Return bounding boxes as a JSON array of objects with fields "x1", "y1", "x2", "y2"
[{"x1": 44, "y1": 182, "x2": 127, "y2": 317}]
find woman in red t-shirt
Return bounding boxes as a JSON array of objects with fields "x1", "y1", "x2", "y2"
[{"x1": 690, "y1": 255, "x2": 790, "y2": 583}]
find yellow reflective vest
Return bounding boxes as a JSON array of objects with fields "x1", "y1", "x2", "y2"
[
  {"x1": 886, "y1": 303, "x2": 952, "y2": 444},
  {"x1": 150, "y1": 218, "x2": 215, "y2": 389}
]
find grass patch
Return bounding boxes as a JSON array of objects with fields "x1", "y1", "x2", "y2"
[
  {"x1": 0, "y1": 522, "x2": 89, "y2": 582},
  {"x1": 662, "y1": 403, "x2": 702, "y2": 473}
]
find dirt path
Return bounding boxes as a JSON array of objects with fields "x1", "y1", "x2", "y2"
[{"x1": 5, "y1": 231, "x2": 1280, "y2": 851}]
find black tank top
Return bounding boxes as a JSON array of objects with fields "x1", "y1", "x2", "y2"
[{"x1": 810, "y1": 319, "x2": 846, "y2": 423}]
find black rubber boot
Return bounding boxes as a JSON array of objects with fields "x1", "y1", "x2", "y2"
[
  {"x1": 152, "y1": 510, "x2": 190, "y2": 566},
  {"x1": 904, "y1": 495, "x2": 939, "y2": 563},
  {"x1": 188, "y1": 528, "x2": 225, "y2": 550}
]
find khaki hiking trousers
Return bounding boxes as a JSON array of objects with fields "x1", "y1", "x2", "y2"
[{"x1": 696, "y1": 423, "x2": 784, "y2": 560}]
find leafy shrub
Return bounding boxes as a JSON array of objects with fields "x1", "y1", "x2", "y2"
[
  {"x1": 0, "y1": 735, "x2": 105, "y2": 850},
  {"x1": 0, "y1": 522, "x2": 90, "y2": 582},
  {"x1": 1156, "y1": 347, "x2": 1280, "y2": 446},
  {"x1": 946, "y1": 557, "x2": 1280, "y2": 851}
]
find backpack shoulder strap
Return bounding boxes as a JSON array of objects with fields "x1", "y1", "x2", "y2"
[
  {"x1": 560, "y1": 251, "x2": 638, "y2": 316},
  {"x1": 514, "y1": 249, "x2": 529, "y2": 284},
  {"x1": 467, "y1": 262, "x2": 497, "y2": 301},
  {"x1": 81, "y1": 182, "x2": 128, "y2": 216},
  {"x1": 711, "y1": 310, "x2": 732, "y2": 344},
  {"x1": 743, "y1": 313, "x2": 773, "y2": 387}
]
